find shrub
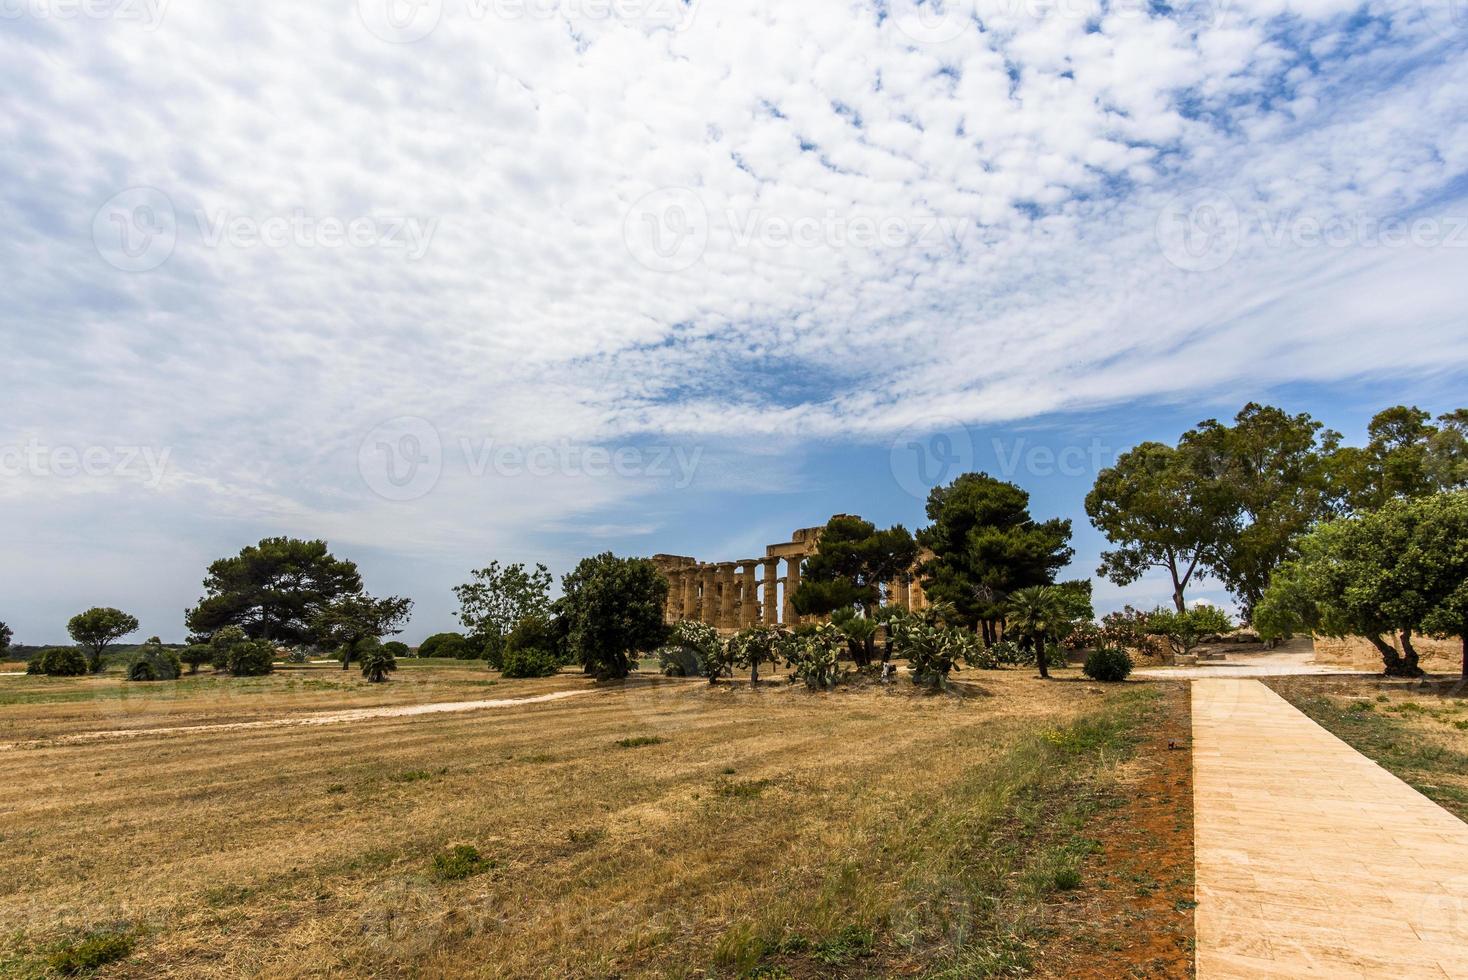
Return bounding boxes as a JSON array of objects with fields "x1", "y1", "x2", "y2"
[
  {"x1": 1145, "y1": 605, "x2": 1233, "y2": 659},
  {"x1": 785, "y1": 623, "x2": 848, "y2": 690},
  {"x1": 382, "y1": 640, "x2": 410, "y2": 659},
  {"x1": 210, "y1": 626, "x2": 275, "y2": 677},
  {"x1": 180, "y1": 644, "x2": 213, "y2": 673},
  {"x1": 505, "y1": 613, "x2": 569, "y2": 665},
  {"x1": 417, "y1": 632, "x2": 471, "y2": 660},
  {"x1": 356, "y1": 639, "x2": 397, "y2": 682},
  {"x1": 283, "y1": 646, "x2": 311, "y2": 664},
  {"x1": 727, "y1": 624, "x2": 788, "y2": 683},
  {"x1": 126, "y1": 641, "x2": 182, "y2": 681},
  {"x1": 27, "y1": 647, "x2": 88, "y2": 677},
  {"x1": 47, "y1": 929, "x2": 136, "y2": 975},
  {"x1": 431, "y1": 844, "x2": 491, "y2": 881},
  {"x1": 1064, "y1": 621, "x2": 1103, "y2": 650},
  {"x1": 1083, "y1": 646, "x2": 1133, "y2": 682},
  {"x1": 500, "y1": 647, "x2": 561, "y2": 678}
]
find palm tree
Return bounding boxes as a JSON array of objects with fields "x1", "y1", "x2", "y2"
[{"x1": 1006, "y1": 586, "x2": 1066, "y2": 679}]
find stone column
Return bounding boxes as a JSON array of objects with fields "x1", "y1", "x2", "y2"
[
  {"x1": 701, "y1": 565, "x2": 719, "y2": 624},
  {"x1": 762, "y1": 558, "x2": 779, "y2": 625},
  {"x1": 664, "y1": 568, "x2": 681, "y2": 622},
  {"x1": 718, "y1": 562, "x2": 737, "y2": 628},
  {"x1": 681, "y1": 568, "x2": 698, "y2": 620},
  {"x1": 783, "y1": 556, "x2": 802, "y2": 625},
  {"x1": 740, "y1": 562, "x2": 759, "y2": 626}
]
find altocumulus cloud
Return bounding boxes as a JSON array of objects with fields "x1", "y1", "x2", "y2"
[{"x1": 1, "y1": 0, "x2": 1467, "y2": 637}]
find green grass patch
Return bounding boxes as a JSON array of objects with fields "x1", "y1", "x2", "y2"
[
  {"x1": 712, "y1": 777, "x2": 772, "y2": 799},
  {"x1": 615, "y1": 735, "x2": 665, "y2": 748},
  {"x1": 46, "y1": 928, "x2": 136, "y2": 975},
  {"x1": 430, "y1": 845, "x2": 492, "y2": 882}
]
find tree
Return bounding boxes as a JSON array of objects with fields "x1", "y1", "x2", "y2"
[
  {"x1": 919, "y1": 473, "x2": 1074, "y2": 643},
  {"x1": 180, "y1": 644, "x2": 213, "y2": 674},
  {"x1": 27, "y1": 647, "x2": 88, "y2": 677},
  {"x1": 454, "y1": 562, "x2": 553, "y2": 667},
  {"x1": 792, "y1": 516, "x2": 918, "y2": 664},
  {"x1": 382, "y1": 640, "x2": 410, "y2": 659},
  {"x1": 1254, "y1": 494, "x2": 1468, "y2": 677},
  {"x1": 357, "y1": 639, "x2": 398, "y2": 683},
  {"x1": 186, "y1": 538, "x2": 365, "y2": 646},
  {"x1": 1005, "y1": 586, "x2": 1075, "y2": 679},
  {"x1": 785, "y1": 623, "x2": 847, "y2": 690},
  {"x1": 1087, "y1": 443, "x2": 1230, "y2": 613},
  {"x1": 127, "y1": 639, "x2": 182, "y2": 682},
  {"x1": 1330, "y1": 406, "x2": 1468, "y2": 513},
  {"x1": 67, "y1": 607, "x2": 140, "y2": 673},
  {"x1": 1182, "y1": 404, "x2": 1341, "y2": 621},
  {"x1": 417, "y1": 632, "x2": 471, "y2": 660},
  {"x1": 1144, "y1": 605, "x2": 1233, "y2": 660},
  {"x1": 312, "y1": 594, "x2": 414, "y2": 671},
  {"x1": 0, "y1": 621, "x2": 11, "y2": 657},
  {"x1": 560, "y1": 553, "x2": 667, "y2": 680},
  {"x1": 660, "y1": 620, "x2": 725, "y2": 681}
]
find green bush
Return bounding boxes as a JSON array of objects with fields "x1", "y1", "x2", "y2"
[
  {"x1": 1083, "y1": 646, "x2": 1133, "y2": 682},
  {"x1": 500, "y1": 647, "x2": 561, "y2": 678},
  {"x1": 126, "y1": 642, "x2": 182, "y2": 681},
  {"x1": 180, "y1": 644, "x2": 213, "y2": 673},
  {"x1": 358, "y1": 639, "x2": 397, "y2": 683},
  {"x1": 382, "y1": 640, "x2": 410, "y2": 659},
  {"x1": 26, "y1": 647, "x2": 88, "y2": 677},
  {"x1": 210, "y1": 626, "x2": 275, "y2": 677},
  {"x1": 505, "y1": 613, "x2": 568, "y2": 665},
  {"x1": 417, "y1": 632, "x2": 471, "y2": 660},
  {"x1": 657, "y1": 620, "x2": 727, "y2": 680}
]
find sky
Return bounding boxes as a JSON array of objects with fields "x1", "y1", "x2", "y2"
[{"x1": 2, "y1": 0, "x2": 1467, "y2": 644}]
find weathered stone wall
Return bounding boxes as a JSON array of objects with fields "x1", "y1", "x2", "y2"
[{"x1": 1311, "y1": 634, "x2": 1462, "y2": 672}]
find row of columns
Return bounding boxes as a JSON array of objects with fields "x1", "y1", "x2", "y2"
[{"x1": 663, "y1": 557, "x2": 807, "y2": 629}]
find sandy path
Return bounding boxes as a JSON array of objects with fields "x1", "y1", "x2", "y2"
[{"x1": 0, "y1": 689, "x2": 593, "y2": 751}]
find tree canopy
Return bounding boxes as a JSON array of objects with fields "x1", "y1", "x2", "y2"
[
  {"x1": 453, "y1": 561, "x2": 553, "y2": 663},
  {"x1": 560, "y1": 553, "x2": 667, "y2": 680},
  {"x1": 313, "y1": 593, "x2": 414, "y2": 670},
  {"x1": 67, "y1": 607, "x2": 140, "y2": 673},
  {"x1": 185, "y1": 537, "x2": 365, "y2": 646},
  {"x1": 918, "y1": 472, "x2": 1073, "y2": 642},
  {"x1": 792, "y1": 515, "x2": 918, "y2": 619},
  {"x1": 1254, "y1": 491, "x2": 1468, "y2": 677},
  {"x1": 0, "y1": 621, "x2": 11, "y2": 657}
]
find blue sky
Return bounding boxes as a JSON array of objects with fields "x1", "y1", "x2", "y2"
[{"x1": 3, "y1": 0, "x2": 1467, "y2": 644}]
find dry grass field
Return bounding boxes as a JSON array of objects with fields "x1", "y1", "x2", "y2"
[{"x1": 0, "y1": 661, "x2": 1191, "y2": 978}]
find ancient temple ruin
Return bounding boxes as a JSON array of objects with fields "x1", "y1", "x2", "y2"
[{"x1": 650, "y1": 516, "x2": 930, "y2": 631}]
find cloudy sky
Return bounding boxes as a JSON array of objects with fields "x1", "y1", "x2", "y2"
[{"x1": 3, "y1": 0, "x2": 1467, "y2": 643}]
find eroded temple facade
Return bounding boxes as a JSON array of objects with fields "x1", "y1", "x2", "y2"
[{"x1": 650, "y1": 516, "x2": 930, "y2": 630}]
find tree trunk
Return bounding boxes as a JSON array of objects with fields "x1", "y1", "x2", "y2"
[
  {"x1": 1400, "y1": 630, "x2": 1423, "y2": 677},
  {"x1": 1462, "y1": 630, "x2": 1467, "y2": 681},
  {"x1": 1036, "y1": 636, "x2": 1050, "y2": 679},
  {"x1": 1370, "y1": 633, "x2": 1423, "y2": 678},
  {"x1": 865, "y1": 633, "x2": 876, "y2": 666},
  {"x1": 751, "y1": 661, "x2": 759, "y2": 685}
]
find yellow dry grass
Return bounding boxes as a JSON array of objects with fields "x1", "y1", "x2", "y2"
[{"x1": 0, "y1": 661, "x2": 1158, "y2": 978}]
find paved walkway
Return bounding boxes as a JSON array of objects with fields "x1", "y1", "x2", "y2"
[{"x1": 1193, "y1": 678, "x2": 1468, "y2": 978}]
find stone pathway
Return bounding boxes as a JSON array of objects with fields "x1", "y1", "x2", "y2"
[{"x1": 1193, "y1": 678, "x2": 1468, "y2": 978}]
